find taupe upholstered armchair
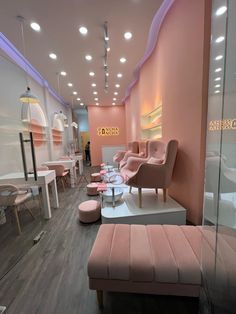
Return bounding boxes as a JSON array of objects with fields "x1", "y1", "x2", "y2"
[
  {"x1": 121, "y1": 140, "x2": 178, "y2": 207},
  {"x1": 113, "y1": 141, "x2": 139, "y2": 168},
  {"x1": 119, "y1": 141, "x2": 149, "y2": 168}
]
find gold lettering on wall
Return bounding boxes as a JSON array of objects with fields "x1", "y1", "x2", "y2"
[
  {"x1": 97, "y1": 127, "x2": 119, "y2": 136},
  {"x1": 209, "y1": 119, "x2": 236, "y2": 131}
]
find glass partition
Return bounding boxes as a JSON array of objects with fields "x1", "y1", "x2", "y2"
[
  {"x1": 201, "y1": 1, "x2": 236, "y2": 313},
  {"x1": 0, "y1": 53, "x2": 48, "y2": 279}
]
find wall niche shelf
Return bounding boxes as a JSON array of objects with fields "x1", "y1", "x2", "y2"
[
  {"x1": 22, "y1": 120, "x2": 47, "y2": 147},
  {"x1": 52, "y1": 128, "x2": 63, "y2": 145},
  {"x1": 141, "y1": 105, "x2": 162, "y2": 139}
]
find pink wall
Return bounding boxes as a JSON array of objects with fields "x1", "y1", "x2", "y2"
[
  {"x1": 88, "y1": 106, "x2": 126, "y2": 166},
  {"x1": 125, "y1": 84, "x2": 141, "y2": 143},
  {"x1": 125, "y1": 0, "x2": 211, "y2": 224}
]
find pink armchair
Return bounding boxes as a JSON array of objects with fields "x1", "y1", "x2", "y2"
[
  {"x1": 121, "y1": 140, "x2": 178, "y2": 207},
  {"x1": 113, "y1": 141, "x2": 139, "y2": 165},
  {"x1": 119, "y1": 141, "x2": 148, "y2": 168}
]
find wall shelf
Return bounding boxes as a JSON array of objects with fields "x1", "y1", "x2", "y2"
[
  {"x1": 141, "y1": 105, "x2": 162, "y2": 139},
  {"x1": 52, "y1": 128, "x2": 63, "y2": 145}
]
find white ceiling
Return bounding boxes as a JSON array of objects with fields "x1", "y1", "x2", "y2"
[{"x1": 0, "y1": 0, "x2": 164, "y2": 109}]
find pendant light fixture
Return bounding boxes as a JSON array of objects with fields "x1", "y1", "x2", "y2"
[{"x1": 18, "y1": 15, "x2": 39, "y2": 105}]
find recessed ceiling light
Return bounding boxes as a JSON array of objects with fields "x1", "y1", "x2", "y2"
[
  {"x1": 215, "y1": 90, "x2": 220, "y2": 94},
  {"x1": 96, "y1": 102, "x2": 99, "y2": 106},
  {"x1": 112, "y1": 102, "x2": 116, "y2": 106},
  {"x1": 107, "y1": 47, "x2": 110, "y2": 52},
  {"x1": 94, "y1": 98, "x2": 98, "y2": 101},
  {"x1": 73, "y1": 91, "x2": 78, "y2": 95},
  {"x1": 68, "y1": 82, "x2": 73, "y2": 87},
  {"x1": 30, "y1": 22, "x2": 41, "y2": 32},
  {"x1": 60, "y1": 71, "x2": 67, "y2": 76},
  {"x1": 113, "y1": 98, "x2": 117, "y2": 101},
  {"x1": 49, "y1": 53, "x2": 57, "y2": 60},
  {"x1": 215, "y1": 36, "x2": 225, "y2": 43},
  {"x1": 120, "y1": 57, "x2": 127, "y2": 63},
  {"x1": 106, "y1": 73, "x2": 109, "y2": 77},
  {"x1": 79, "y1": 26, "x2": 88, "y2": 35},
  {"x1": 93, "y1": 91, "x2": 98, "y2": 95},
  {"x1": 215, "y1": 84, "x2": 221, "y2": 88},
  {"x1": 105, "y1": 36, "x2": 109, "y2": 41},
  {"x1": 80, "y1": 102, "x2": 84, "y2": 106},
  {"x1": 76, "y1": 97, "x2": 81, "y2": 101},
  {"x1": 117, "y1": 73, "x2": 123, "y2": 78},
  {"x1": 215, "y1": 55, "x2": 223, "y2": 61},
  {"x1": 85, "y1": 55, "x2": 92, "y2": 61},
  {"x1": 216, "y1": 6, "x2": 227, "y2": 16},
  {"x1": 114, "y1": 92, "x2": 118, "y2": 95},
  {"x1": 115, "y1": 84, "x2": 120, "y2": 88},
  {"x1": 91, "y1": 83, "x2": 96, "y2": 87},
  {"x1": 124, "y1": 32, "x2": 132, "y2": 40},
  {"x1": 215, "y1": 77, "x2": 221, "y2": 81},
  {"x1": 89, "y1": 72, "x2": 95, "y2": 76},
  {"x1": 215, "y1": 68, "x2": 222, "y2": 72}
]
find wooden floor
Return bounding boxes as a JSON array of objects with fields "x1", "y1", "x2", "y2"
[{"x1": 0, "y1": 165, "x2": 199, "y2": 314}]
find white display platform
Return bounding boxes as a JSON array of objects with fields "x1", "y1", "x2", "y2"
[{"x1": 101, "y1": 188, "x2": 187, "y2": 225}]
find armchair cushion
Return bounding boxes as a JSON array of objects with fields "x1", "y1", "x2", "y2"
[{"x1": 147, "y1": 157, "x2": 164, "y2": 165}]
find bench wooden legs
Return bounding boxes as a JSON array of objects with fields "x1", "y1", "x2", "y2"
[
  {"x1": 163, "y1": 188, "x2": 167, "y2": 202},
  {"x1": 138, "y1": 188, "x2": 142, "y2": 208},
  {"x1": 96, "y1": 290, "x2": 103, "y2": 309}
]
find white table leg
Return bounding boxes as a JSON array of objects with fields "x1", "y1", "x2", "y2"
[
  {"x1": 51, "y1": 178, "x2": 59, "y2": 208},
  {"x1": 74, "y1": 165, "x2": 77, "y2": 180},
  {"x1": 41, "y1": 184, "x2": 52, "y2": 219},
  {"x1": 79, "y1": 158, "x2": 83, "y2": 175},
  {"x1": 70, "y1": 166, "x2": 75, "y2": 188}
]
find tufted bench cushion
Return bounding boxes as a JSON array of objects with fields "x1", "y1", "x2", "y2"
[{"x1": 88, "y1": 224, "x2": 203, "y2": 307}]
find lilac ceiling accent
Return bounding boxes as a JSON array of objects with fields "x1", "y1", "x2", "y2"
[
  {"x1": 0, "y1": 32, "x2": 69, "y2": 107},
  {"x1": 123, "y1": 0, "x2": 176, "y2": 104}
]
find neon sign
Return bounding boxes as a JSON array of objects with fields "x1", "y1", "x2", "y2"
[{"x1": 97, "y1": 127, "x2": 119, "y2": 136}]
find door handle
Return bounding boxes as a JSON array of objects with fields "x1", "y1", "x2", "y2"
[
  {"x1": 19, "y1": 132, "x2": 28, "y2": 181},
  {"x1": 29, "y1": 132, "x2": 38, "y2": 181},
  {"x1": 19, "y1": 132, "x2": 38, "y2": 181}
]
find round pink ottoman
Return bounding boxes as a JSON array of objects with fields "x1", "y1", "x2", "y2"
[
  {"x1": 78, "y1": 200, "x2": 101, "y2": 223},
  {"x1": 91, "y1": 173, "x2": 101, "y2": 182},
  {"x1": 87, "y1": 183, "x2": 99, "y2": 196}
]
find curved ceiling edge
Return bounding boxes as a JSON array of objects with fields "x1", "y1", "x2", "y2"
[{"x1": 123, "y1": 0, "x2": 176, "y2": 104}]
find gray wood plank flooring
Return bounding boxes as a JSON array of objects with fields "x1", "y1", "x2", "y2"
[{"x1": 0, "y1": 165, "x2": 199, "y2": 314}]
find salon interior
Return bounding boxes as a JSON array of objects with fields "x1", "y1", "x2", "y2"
[{"x1": 0, "y1": 0, "x2": 235, "y2": 313}]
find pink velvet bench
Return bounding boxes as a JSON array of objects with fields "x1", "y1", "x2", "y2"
[{"x1": 88, "y1": 224, "x2": 203, "y2": 308}]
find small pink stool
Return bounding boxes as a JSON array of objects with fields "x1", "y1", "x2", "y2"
[
  {"x1": 78, "y1": 200, "x2": 101, "y2": 223},
  {"x1": 87, "y1": 183, "x2": 99, "y2": 196},
  {"x1": 91, "y1": 173, "x2": 102, "y2": 182}
]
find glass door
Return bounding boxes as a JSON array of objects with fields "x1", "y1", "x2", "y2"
[{"x1": 0, "y1": 52, "x2": 48, "y2": 279}]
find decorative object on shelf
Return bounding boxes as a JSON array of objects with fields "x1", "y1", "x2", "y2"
[
  {"x1": 54, "y1": 111, "x2": 68, "y2": 128},
  {"x1": 71, "y1": 122, "x2": 78, "y2": 129},
  {"x1": 141, "y1": 104, "x2": 162, "y2": 139}
]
